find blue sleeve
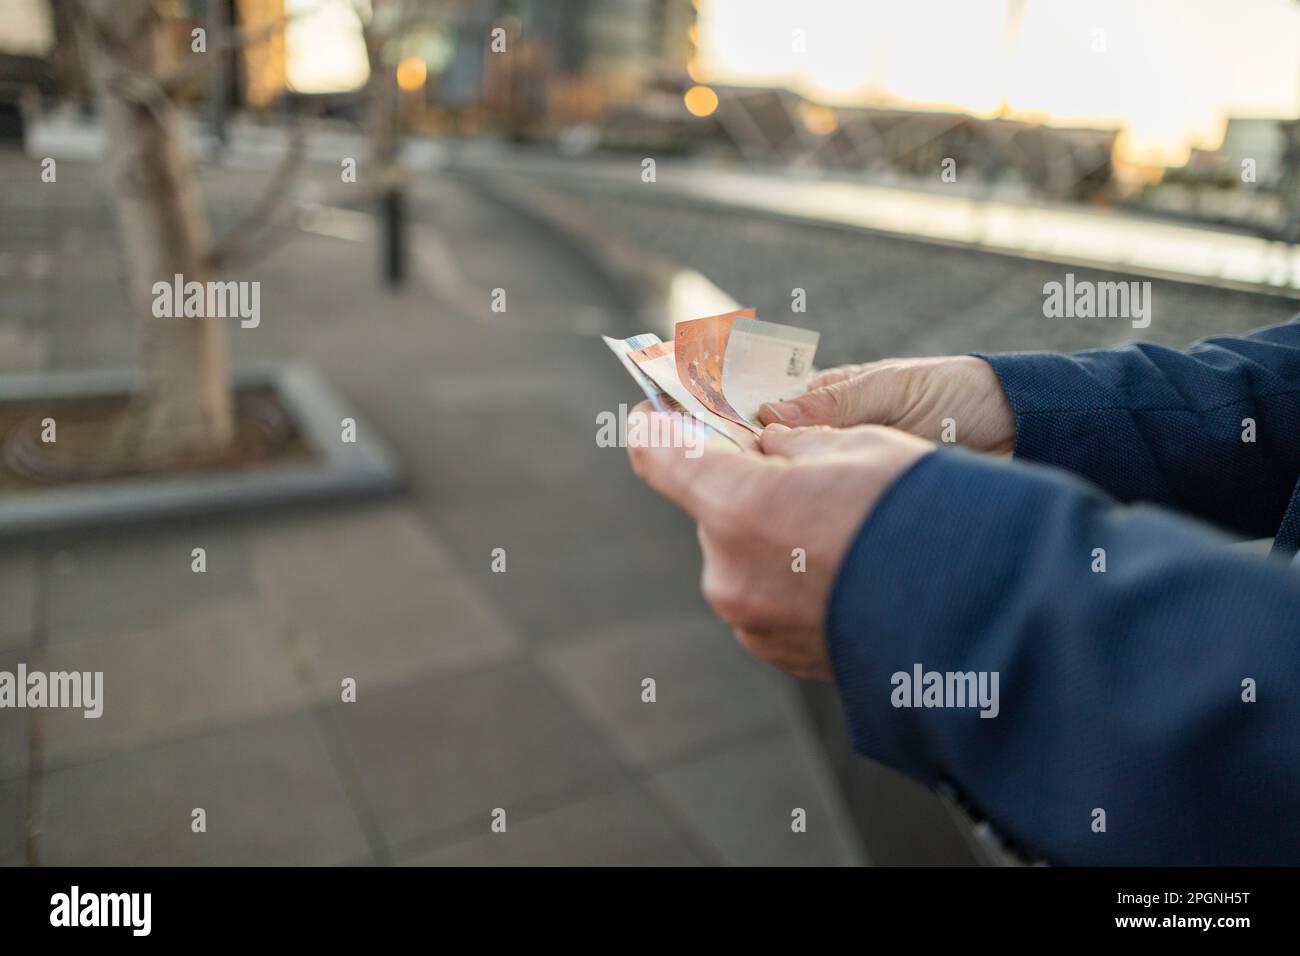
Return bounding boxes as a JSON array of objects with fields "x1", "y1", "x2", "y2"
[
  {"x1": 827, "y1": 448, "x2": 1300, "y2": 865},
  {"x1": 975, "y1": 316, "x2": 1300, "y2": 538}
]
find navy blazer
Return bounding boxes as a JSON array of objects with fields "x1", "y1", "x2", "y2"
[{"x1": 827, "y1": 317, "x2": 1300, "y2": 865}]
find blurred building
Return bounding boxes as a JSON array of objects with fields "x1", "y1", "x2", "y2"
[
  {"x1": 1152, "y1": 116, "x2": 1300, "y2": 239},
  {"x1": 1165, "y1": 117, "x2": 1290, "y2": 189},
  {"x1": 0, "y1": 0, "x2": 53, "y2": 61},
  {"x1": 168, "y1": 0, "x2": 287, "y2": 108},
  {"x1": 0, "y1": 0, "x2": 289, "y2": 124},
  {"x1": 234, "y1": 0, "x2": 288, "y2": 107},
  {"x1": 1282, "y1": 120, "x2": 1300, "y2": 240},
  {"x1": 0, "y1": 0, "x2": 54, "y2": 139},
  {"x1": 439, "y1": 0, "x2": 697, "y2": 135},
  {"x1": 695, "y1": 89, "x2": 1118, "y2": 202}
]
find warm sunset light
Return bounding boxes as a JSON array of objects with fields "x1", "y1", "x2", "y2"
[
  {"x1": 284, "y1": 0, "x2": 369, "y2": 93},
  {"x1": 396, "y1": 56, "x2": 428, "y2": 92},
  {"x1": 694, "y1": 0, "x2": 1300, "y2": 164},
  {"x1": 800, "y1": 103, "x2": 839, "y2": 136},
  {"x1": 684, "y1": 84, "x2": 720, "y2": 117}
]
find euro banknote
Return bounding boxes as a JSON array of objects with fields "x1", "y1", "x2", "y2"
[
  {"x1": 673, "y1": 308, "x2": 819, "y2": 430},
  {"x1": 603, "y1": 308, "x2": 819, "y2": 450}
]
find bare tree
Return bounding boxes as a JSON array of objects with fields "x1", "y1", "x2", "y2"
[
  {"x1": 76, "y1": 0, "x2": 235, "y2": 460},
  {"x1": 71, "y1": 0, "x2": 428, "y2": 462}
]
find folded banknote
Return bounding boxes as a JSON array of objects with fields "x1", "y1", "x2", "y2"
[{"x1": 603, "y1": 308, "x2": 819, "y2": 449}]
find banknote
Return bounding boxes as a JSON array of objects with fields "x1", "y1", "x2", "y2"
[
  {"x1": 601, "y1": 333, "x2": 676, "y2": 413},
  {"x1": 603, "y1": 333, "x2": 755, "y2": 451},
  {"x1": 604, "y1": 308, "x2": 817, "y2": 452},
  {"x1": 627, "y1": 340, "x2": 759, "y2": 449},
  {"x1": 674, "y1": 309, "x2": 819, "y2": 430}
]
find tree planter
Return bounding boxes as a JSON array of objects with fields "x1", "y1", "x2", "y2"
[{"x1": 0, "y1": 363, "x2": 399, "y2": 537}]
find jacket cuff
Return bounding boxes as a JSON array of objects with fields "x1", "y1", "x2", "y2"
[
  {"x1": 973, "y1": 351, "x2": 1105, "y2": 463},
  {"x1": 972, "y1": 351, "x2": 1166, "y2": 503}
]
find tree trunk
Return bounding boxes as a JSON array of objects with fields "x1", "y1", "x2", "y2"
[{"x1": 79, "y1": 0, "x2": 234, "y2": 459}]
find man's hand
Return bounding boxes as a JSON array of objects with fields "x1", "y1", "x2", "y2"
[
  {"x1": 627, "y1": 404, "x2": 932, "y2": 680},
  {"x1": 758, "y1": 356, "x2": 1016, "y2": 455}
]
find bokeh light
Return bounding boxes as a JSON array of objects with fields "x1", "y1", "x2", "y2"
[
  {"x1": 396, "y1": 56, "x2": 428, "y2": 92},
  {"x1": 684, "y1": 85, "x2": 719, "y2": 117}
]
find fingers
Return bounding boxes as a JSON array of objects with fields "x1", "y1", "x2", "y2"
[
  {"x1": 757, "y1": 372, "x2": 889, "y2": 428},
  {"x1": 760, "y1": 422, "x2": 890, "y2": 458},
  {"x1": 626, "y1": 406, "x2": 767, "y2": 521},
  {"x1": 805, "y1": 363, "x2": 865, "y2": 391}
]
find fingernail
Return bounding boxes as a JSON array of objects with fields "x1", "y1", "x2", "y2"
[{"x1": 762, "y1": 401, "x2": 801, "y2": 424}]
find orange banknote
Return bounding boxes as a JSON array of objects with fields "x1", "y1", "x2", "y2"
[
  {"x1": 604, "y1": 308, "x2": 818, "y2": 452},
  {"x1": 674, "y1": 309, "x2": 819, "y2": 429}
]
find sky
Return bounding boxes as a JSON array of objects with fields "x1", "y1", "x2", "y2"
[
  {"x1": 277, "y1": 0, "x2": 1300, "y2": 167},
  {"x1": 2, "y1": 0, "x2": 53, "y2": 55},
  {"x1": 285, "y1": 0, "x2": 371, "y2": 95},
  {"x1": 694, "y1": 0, "x2": 1300, "y2": 164}
]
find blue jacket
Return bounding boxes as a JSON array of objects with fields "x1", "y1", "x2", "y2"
[{"x1": 827, "y1": 317, "x2": 1300, "y2": 865}]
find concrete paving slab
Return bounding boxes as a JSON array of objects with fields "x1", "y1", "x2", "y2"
[
  {"x1": 252, "y1": 504, "x2": 519, "y2": 693},
  {"x1": 396, "y1": 785, "x2": 704, "y2": 866},
  {"x1": 0, "y1": 649, "x2": 31, "y2": 781},
  {"x1": 0, "y1": 553, "x2": 36, "y2": 652},
  {"x1": 38, "y1": 711, "x2": 370, "y2": 865},
  {"x1": 415, "y1": 393, "x2": 607, "y2": 508},
  {"x1": 42, "y1": 599, "x2": 309, "y2": 768},
  {"x1": 326, "y1": 659, "x2": 623, "y2": 851},
  {"x1": 46, "y1": 522, "x2": 254, "y2": 644},
  {"x1": 0, "y1": 776, "x2": 26, "y2": 866},
  {"x1": 459, "y1": 521, "x2": 709, "y2": 646},
  {"x1": 539, "y1": 613, "x2": 787, "y2": 767},
  {"x1": 648, "y1": 730, "x2": 864, "y2": 866}
]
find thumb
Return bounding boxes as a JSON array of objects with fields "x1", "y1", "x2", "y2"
[{"x1": 758, "y1": 375, "x2": 879, "y2": 428}]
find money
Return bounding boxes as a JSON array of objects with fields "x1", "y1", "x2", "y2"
[
  {"x1": 674, "y1": 309, "x2": 819, "y2": 430},
  {"x1": 627, "y1": 339, "x2": 758, "y2": 448},
  {"x1": 603, "y1": 308, "x2": 819, "y2": 450}
]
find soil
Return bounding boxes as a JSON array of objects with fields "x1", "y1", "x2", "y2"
[{"x1": 0, "y1": 387, "x2": 315, "y2": 492}]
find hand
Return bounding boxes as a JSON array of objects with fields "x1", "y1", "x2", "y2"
[
  {"x1": 627, "y1": 403, "x2": 932, "y2": 680},
  {"x1": 758, "y1": 356, "x2": 1016, "y2": 455}
]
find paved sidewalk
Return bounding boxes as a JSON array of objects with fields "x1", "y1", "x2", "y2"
[{"x1": 0, "y1": 149, "x2": 863, "y2": 865}]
